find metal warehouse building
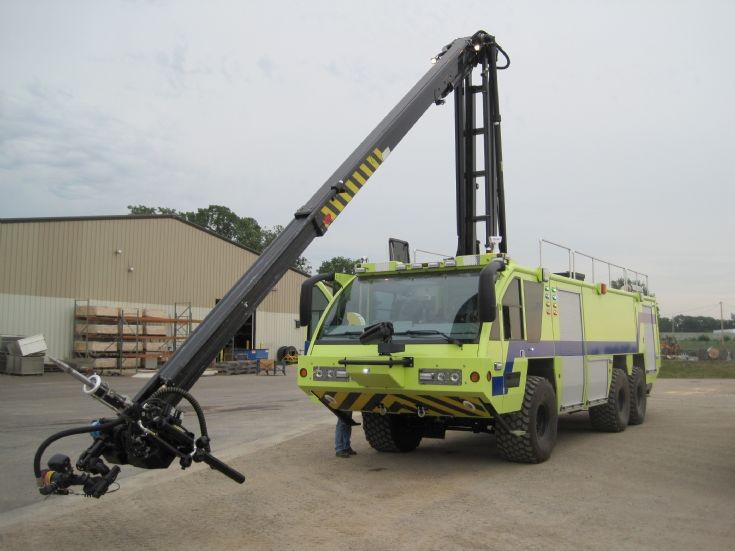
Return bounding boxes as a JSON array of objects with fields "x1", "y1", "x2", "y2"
[{"x1": 0, "y1": 215, "x2": 307, "y2": 366}]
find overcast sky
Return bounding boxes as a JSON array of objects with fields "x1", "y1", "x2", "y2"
[{"x1": 1, "y1": 0, "x2": 733, "y2": 318}]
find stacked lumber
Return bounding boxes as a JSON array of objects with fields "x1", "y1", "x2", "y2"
[
  {"x1": 72, "y1": 304, "x2": 199, "y2": 373},
  {"x1": 143, "y1": 309, "x2": 169, "y2": 356},
  {"x1": 74, "y1": 305, "x2": 141, "y2": 372}
]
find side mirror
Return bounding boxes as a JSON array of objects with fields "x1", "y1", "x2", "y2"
[
  {"x1": 478, "y1": 259, "x2": 505, "y2": 323},
  {"x1": 299, "y1": 273, "x2": 335, "y2": 327}
]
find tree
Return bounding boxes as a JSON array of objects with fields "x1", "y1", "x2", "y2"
[
  {"x1": 670, "y1": 314, "x2": 734, "y2": 332},
  {"x1": 260, "y1": 224, "x2": 284, "y2": 249},
  {"x1": 183, "y1": 205, "x2": 262, "y2": 250},
  {"x1": 128, "y1": 205, "x2": 181, "y2": 216},
  {"x1": 317, "y1": 256, "x2": 360, "y2": 275},
  {"x1": 659, "y1": 317, "x2": 672, "y2": 332},
  {"x1": 610, "y1": 277, "x2": 649, "y2": 296},
  {"x1": 260, "y1": 224, "x2": 311, "y2": 273}
]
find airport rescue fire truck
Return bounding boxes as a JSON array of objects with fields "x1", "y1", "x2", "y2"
[{"x1": 33, "y1": 30, "x2": 660, "y2": 498}]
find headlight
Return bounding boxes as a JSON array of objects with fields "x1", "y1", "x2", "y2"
[
  {"x1": 418, "y1": 369, "x2": 462, "y2": 385},
  {"x1": 313, "y1": 367, "x2": 350, "y2": 382}
]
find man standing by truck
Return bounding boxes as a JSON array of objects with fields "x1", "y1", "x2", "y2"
[{"x1": 335, "y1": 413, "x2": 356, "y2": 458}]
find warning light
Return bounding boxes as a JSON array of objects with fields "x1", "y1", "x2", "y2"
[
  {"x1": 470, "y1": 371, "x2": 480, "y2": 383},
  {"x1": 600, "y1": 283, "x2": 608, "y2": 295},
  {"x1": 486, "y1": 371, "x2": 492, "y2": 382},
  {"x1": 299, "y1": 368, "x2": 307, "y2": 378}
]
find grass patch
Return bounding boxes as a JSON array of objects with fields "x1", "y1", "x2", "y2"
[{"x1": 659, "y1": 359, "x2": 735, "y2": 378}]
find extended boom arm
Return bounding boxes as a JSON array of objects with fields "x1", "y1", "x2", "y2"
[{"x1": 136, "y1": 30, "x2": 507, "y2": 403}]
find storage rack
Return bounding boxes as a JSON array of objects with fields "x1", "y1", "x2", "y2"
[{"x1": 72, "y1": 301, "x2": 200, "y2": 373}]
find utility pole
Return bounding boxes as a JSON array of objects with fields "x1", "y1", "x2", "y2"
[{"x1": 720, "y1": 301, "x2": 725, "y2": 348}]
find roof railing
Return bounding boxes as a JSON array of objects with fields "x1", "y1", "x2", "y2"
[{"x1": 538, "y1": 238, "x2": 650, "y2": 294}]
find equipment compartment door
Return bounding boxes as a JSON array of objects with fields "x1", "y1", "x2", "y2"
[
  {"x1": 558, "y1": 290, "x2": 584, "y2": 408},
  {"x1": 642, "y1": 305, "x2": 657, "y2": 373}
]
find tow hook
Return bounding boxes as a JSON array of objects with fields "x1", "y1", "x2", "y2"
[
  {"x1": 417, "y1": 405, "x2": 427, "y2": 418},
  {"x1": 378, "y1": 404, "x2": 387, "y2": 416}
]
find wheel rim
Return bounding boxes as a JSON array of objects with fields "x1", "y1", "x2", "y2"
[
  {"x1": 636, "y1": 381, "x2": 645, "y2": 413},
  {"x1": 617, "y1": 386, "x2": 626, "y2": 413},
  {"x1": 536, "y1": 404, "x2": 548, "y2": 437}
]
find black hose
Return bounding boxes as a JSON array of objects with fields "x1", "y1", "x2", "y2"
[
  {"x1": 148, "y1": 387, "x2": 208, "y2": 438},
  {"x1": 33, "y1": 418, "x2": 124, "y2": 479},
  {"x1": 496, "y1": 43, "x2": 510, "y2": 70}
]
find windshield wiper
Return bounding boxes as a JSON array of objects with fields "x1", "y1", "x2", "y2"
[
  {"x1": 322, "y1": 330, "x2": 363, "y2": 339},
  {"x1": 394, "y1": 330, "x2": 463, "y2": 348}
]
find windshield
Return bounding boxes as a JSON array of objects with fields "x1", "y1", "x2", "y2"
[{"x1": 316, "y1": 271, "x2": 481, "y2": 344}]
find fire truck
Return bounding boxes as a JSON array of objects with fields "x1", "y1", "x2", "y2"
[{"x1": 33, "y1": 30, "x2": 659, "y2": 498}]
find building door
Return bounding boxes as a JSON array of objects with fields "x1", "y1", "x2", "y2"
[{"x1": 215, "y1": 298, "x2": 255, "y2": 358}]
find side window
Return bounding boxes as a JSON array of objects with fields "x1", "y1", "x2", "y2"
[
  {"x1": 502, "y1": 277, "x2": 524, "y2": 341},
  {"x1": 523, "y1": 281, "x2": 544, "y2": 343},
  {"x1": 309, "y1": 285, "x2": 331, "y2": 339}
]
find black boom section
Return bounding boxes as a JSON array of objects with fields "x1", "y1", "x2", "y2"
[{"x1": 134, "y1": 30, "x2": 505, "y2": 405}]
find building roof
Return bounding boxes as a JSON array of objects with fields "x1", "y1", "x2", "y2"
[{"x1": 0, "y1": 215, "x2": 309, "y2": 277}]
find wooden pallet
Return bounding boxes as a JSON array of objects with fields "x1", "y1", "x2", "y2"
[
  {"x1": 73, "y1": 341, "x2": 140, "y2": 353},
  {"x1": 75, "y1": 324, "x2": 142, "y2": 335},
  {"x1": 216, "y1": 360, "x2": 259, "y2": 375}
]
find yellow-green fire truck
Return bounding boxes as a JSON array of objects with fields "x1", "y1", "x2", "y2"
[{"x1": 298, "y1": 254, "x2": 659, "y2": 463}]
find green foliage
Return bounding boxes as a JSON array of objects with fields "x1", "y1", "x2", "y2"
[
  {"x1": 610, "y1": 277, "x2": 649, "y2": 295},
  {"x1": 260, "y1": 225, "x2": 283, "y2": 250},
  {"x1": 697, "y1": 334, "x2": 711, "y2": 342},
  {"x1": 659, "y1": 359, "x2": 735, "y2": 378},
  {"x1": 127, "y1": 205, "x2": 310, "y2": 272},
  {"x1": 128, "y1": 205, "x2": 158, "y2": 215},
  {"x1": 671, "y1": 314, "x2": 735, "y2": 332},
  {"x1": 317, "y1": 256, "x2": 360, "y2": 275}
]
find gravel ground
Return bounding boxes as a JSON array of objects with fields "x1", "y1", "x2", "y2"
[{"x1": 1, "y1": 376, "x2": 734, "y2": 550}]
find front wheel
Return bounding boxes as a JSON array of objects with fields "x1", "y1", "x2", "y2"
[{"x1": 496, "y1": 376, "x2": 558, "y2": 463}]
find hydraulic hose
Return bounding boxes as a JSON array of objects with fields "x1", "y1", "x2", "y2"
[
  {"x1": 33, "y1": 418, "x2": 125, "y2": 479},
  {"x1": 148, "y1": 387, "x2": 208, "y2": 438}
]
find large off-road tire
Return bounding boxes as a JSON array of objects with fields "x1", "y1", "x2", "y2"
[
  {"x1": 362, "y1": 413, "x2": 423, "y2": 452},
  {"x1": 589, "y1": 368, "x2": 630, "y2": 432},
  {"x1": 628, "y1": 366, "x2": 647, "y2": 425},
  {"x1": 496, "y1": 376, "x2": 558, "y2": 463}
]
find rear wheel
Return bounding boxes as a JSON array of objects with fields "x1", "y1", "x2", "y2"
[
  {"x1": 496, "y1": 376, "x2": 558, "y2": 463},
  {"x1": 628, "y1": 366, "x2": 647, "y2": 425},
  {"x1": 589, "y1": 368, "x2": 630, "y2": 432},
  {"x1": 362, "y1": 413, "x2": 423, "y2": 452}
]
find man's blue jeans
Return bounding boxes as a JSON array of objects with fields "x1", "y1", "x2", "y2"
[{"x1": 335, "y1": 414, "x2": 353, "y2": 452}]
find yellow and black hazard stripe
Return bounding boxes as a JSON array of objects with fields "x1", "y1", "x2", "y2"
[
  {"x1": 319, "y1": 148, "x2": 384, "y2": 230},
  {"x1": 313, "y1": 390, "x2": 490, "y2": 418}
]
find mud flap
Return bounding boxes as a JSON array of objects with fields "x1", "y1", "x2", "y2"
[
  {"x1": 312, "y1": 392, "x2": 361, "y2": 426},
  {"x1": 480, "y1": 400, "x2": 525, "y2": 437}
]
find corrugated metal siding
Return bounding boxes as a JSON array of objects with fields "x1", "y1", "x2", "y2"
[
  {"x1": 0, "y1": 294, "x2": 72, "y2": 360},
  {"x1": 0, "y1": 293, "x2": 306, "y2": 360},
  {"x1": 0, "y1": 217, "x2": 309, "y2": 361},
  {"x1": 0, "y1": 218, "x2": 305, "y2": 312},
  {"x1": 254, "y1": 311, "x2": 307, "y2": 355}
]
